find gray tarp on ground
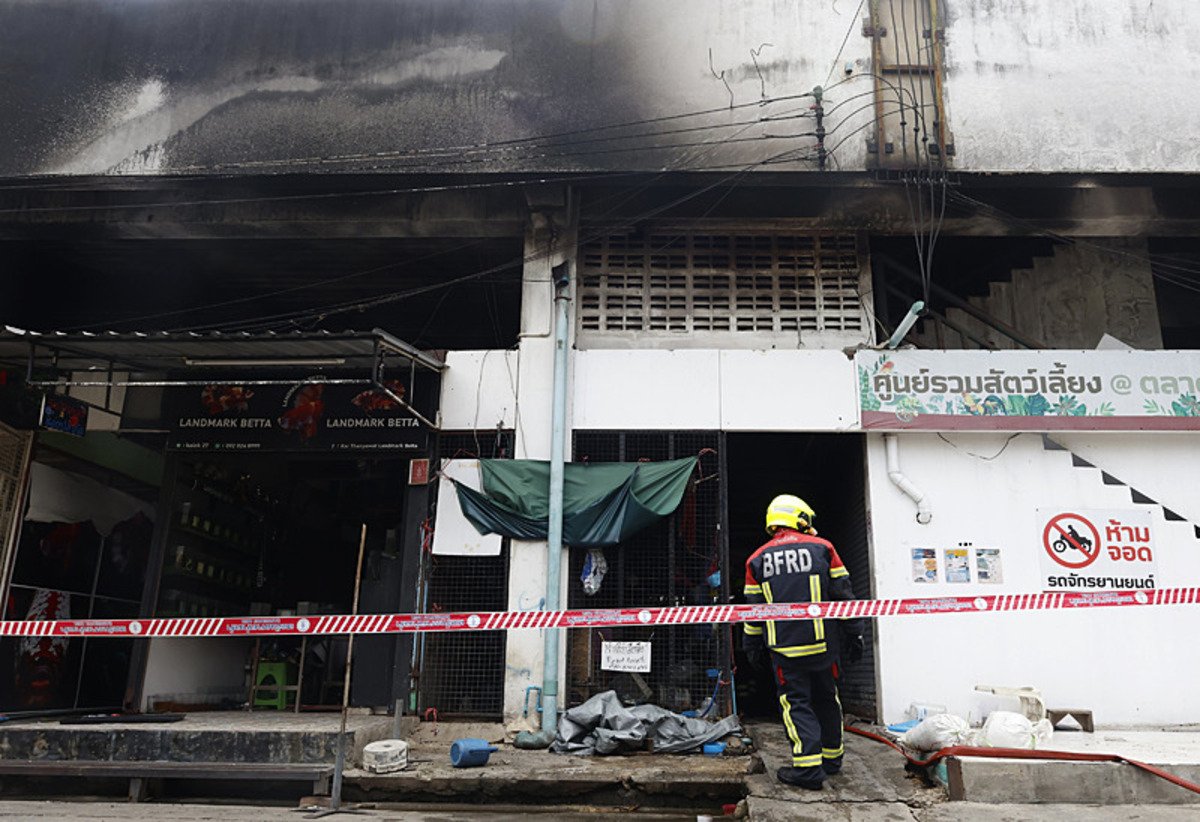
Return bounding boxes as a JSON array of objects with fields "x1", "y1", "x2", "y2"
[{"x1": 551, "y1": 690, "x2": 742, "y2": 755}]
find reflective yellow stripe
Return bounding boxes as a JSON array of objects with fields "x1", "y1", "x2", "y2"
[
  {"x1": 779, "y1": 694, "x2": 804, "y2": 756},
  {"x1": 822, "y1": 746, "x2": 844, "y2": 759},
  {"x1": 774, "y1": 642, "x2": 828, "y2": 658},
  {"x1": 830, "y1": 567, "x2": 849, "y2": 578},
  {"x1": 832, "y1": 685, "x2": 843, "y2": 750},
  {"x1": 743, "y1": 584, "x2": 762, "y2": 595},
  {"x1": 763, "y1": 581, "x2": 776, "y2": 646},
  {"x1": 792, "y1": 754, "x2": 823, "y2": 767},
  {"x1": 810, "y1": 576, "x2": 825, "y2": 642},
  {"x1": 743, "y1": 624, "x2": 763, "y2": 636}
]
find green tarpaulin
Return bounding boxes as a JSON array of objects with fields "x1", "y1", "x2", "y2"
[{"x1": 454, "y1": 457, "x2": 697, "y2": 548}]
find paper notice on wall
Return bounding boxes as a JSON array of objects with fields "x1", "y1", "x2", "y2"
[
  {"x1": 975, "y1": 548, "x2": 1003, "y2": 584},
  {"x1": 601, "y1": 641, "x2": 652, "y2": 673},
  {"x1": 911, "y1": 548, "x2": 938, "y2": 584},
  {"x1": 431, "y1": 459, "x2": 503, "y2": 556},
  {"x1": 944, "y1": 546, "x2": 971, "y2": 583}
]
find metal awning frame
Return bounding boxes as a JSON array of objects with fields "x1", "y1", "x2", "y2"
[{"x1": 12, "y1": 327, "x2": 443, "y2": 430}]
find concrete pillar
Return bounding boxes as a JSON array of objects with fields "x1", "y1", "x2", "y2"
[{"x1": 502, "y1": 187, "x2": 577, "y2": 726}]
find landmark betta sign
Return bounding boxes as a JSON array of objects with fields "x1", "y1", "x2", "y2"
[{"x1": 167, "y1": 378, "x2": 429, "y2": 452}]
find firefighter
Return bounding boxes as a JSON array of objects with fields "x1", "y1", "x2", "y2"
[{"x1": 743, "y1": 494, "x2": 864, "y2": 790}]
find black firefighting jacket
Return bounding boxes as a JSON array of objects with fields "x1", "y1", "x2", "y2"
[{"x1": 742, "y1": 527, "x2": 862, "y2": 668}]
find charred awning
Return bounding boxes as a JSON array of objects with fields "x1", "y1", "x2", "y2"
[{"x1": 0, "y1": 326, "x2": 443, "y2": 429}]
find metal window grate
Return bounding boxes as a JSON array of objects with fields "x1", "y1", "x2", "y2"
[
  {"x1": 414, "y1": 432, "x2": 514, "y2": 719},
  {"x1": 567, "y1": 431, "x2": 729, "y2": 716},
  {"x1": 579, "y1": 232, "x2": 866, "y2": 339},
  {"x1": 416, "y1": 547, "x2": 509, "y2": 718}
]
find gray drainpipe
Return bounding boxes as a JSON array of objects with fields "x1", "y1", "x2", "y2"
[{"x1": 541, "y1": 260, "x2": 571, "y2": 734}]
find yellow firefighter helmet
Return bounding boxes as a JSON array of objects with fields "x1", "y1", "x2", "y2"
[{"x1": 765, "y1": 494, "x2": 815, "y2": 535}]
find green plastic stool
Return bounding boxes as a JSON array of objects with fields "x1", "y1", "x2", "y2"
[{"x1": 254, "y1": 662, "x2": 291, "y2": 710}]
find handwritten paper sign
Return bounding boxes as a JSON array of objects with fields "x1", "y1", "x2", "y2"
[{"x1": 600, "y1": 641, "x2": 652, "y2": 673}]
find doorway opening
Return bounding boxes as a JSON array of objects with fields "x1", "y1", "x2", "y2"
[
  {"x1": 726, "y1": 433, "x2": 876, "y2": 721},
  {"x1": 143, "y1": 455, "x2": 410, "y2": 713}
]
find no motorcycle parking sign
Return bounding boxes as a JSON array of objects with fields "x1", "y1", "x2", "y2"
[{"x1": 1038, "y1": 509, "x2": 1158, "y2": 592}]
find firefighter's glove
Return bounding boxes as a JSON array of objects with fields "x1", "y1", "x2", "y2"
[
  {"x1": 746, "y1": 646, "x2": 771, "y2": 675},
  {"x1": 846, "y1": 634, "x2": 865, "y2": 665}
]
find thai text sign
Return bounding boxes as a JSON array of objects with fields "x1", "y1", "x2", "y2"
[
  {"x1": 856, "y1": 350, "x2": 1200, "y2": 430},
  {"x1": 1037, "y1": 508, "x2": 1158, "y2": 592},
  {"x1": 600, "y1": 640, "x2": 652, "y2": 673}
]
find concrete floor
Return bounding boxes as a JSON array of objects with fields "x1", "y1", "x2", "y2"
[
  {"x1": 1040, "y1": 729, "x2": 1200, "y2": 762},
  {"x1": 3, "y1": 716, "x2": 1200, "y2": 818},
  {"x1": 0, "y1": 800, "x2": 1198, "y2": 821}
]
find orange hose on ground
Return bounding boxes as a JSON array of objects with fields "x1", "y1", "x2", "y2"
[{"x1": 845, "y1": 723, "x2": 1200, "y2": 797}]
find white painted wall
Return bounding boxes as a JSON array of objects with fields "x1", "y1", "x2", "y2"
[
  {"x1": 439, "y1": 350, "x2": 519, "y2": 431},
  {"x1": 944, "y1": 1, "x2": 1200, "y2": 172},
  {"x1": 573, "y1": 349, "x2": 858, "y2": 431},
  {"x1": 867, "y1": 432, "x2": 1200, "y2": 727},
  {"x1": 19, "y1": 1, "x2": 1200, "y2": 175},
  {"x1": 141, "y1": 637, "x2": 252, "y2": 710}
]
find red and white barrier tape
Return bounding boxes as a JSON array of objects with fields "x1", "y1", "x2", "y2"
[{"x1": 0, "y1": 587, "x2": 1192, "y2": 639}]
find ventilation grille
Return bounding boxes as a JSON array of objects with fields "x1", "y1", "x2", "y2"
[{"x1": 580, "y1": 233, "x2": 864, "y2": 337}]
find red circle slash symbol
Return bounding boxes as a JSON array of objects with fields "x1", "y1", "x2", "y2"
[{"x1": 1043, "y1": 513, "x2": 1101, "y2": 569}]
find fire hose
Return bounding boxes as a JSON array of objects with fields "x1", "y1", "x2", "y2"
[{"x1": 844, "y1": 723, "x2": 1200, "y2": 797}]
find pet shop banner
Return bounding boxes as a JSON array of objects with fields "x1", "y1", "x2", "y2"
[
  {"x1": 165, "y1": 378, "x2": 431, "y2": 452},
  {"x1": 856, "y1": 349, "x2": 1200, "y2": 431}
]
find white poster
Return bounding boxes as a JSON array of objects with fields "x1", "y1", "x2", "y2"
[
  {"x1": 911, "y1": 547, "x2": 938, "y2": 584},
  {"x1": 975, "y1": 548, "x2": 1004, "y2": 584},
  {"x1": 944, "y1": 547, "x2": 971, "y2": 583},
  {"x1": 431, "y1": 459, "x2": 503, "y2": 556},
  {"x1": 601, "y1": 641, "x2": 652, "y2": 673},
  {"x1": 1037, "y1": 508, "x2": 1158, "y2": 592}
]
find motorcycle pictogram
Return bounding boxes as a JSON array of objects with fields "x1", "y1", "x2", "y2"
[{"x1": 1052, "y1": 524, "x2": 1093, "y2": 555}]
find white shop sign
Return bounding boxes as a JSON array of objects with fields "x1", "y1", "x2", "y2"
[
  {"x1": 600, "y1": 641, "x2": 652, "y2": 673},
  {"x1": 856, "y1": 349, "x2": 1200, "y2": 430},
  {"x1": 1037, "y1": 508, "x2": 1158, "y2": 592}
]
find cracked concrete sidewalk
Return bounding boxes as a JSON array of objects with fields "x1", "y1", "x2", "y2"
[{"x1": 744, "y1": 719, "x2": 1200, "y2": 821}]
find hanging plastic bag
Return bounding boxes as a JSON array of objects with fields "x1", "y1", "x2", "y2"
[
  {"x1": 581, "y1": 548, "x2": 608, "y2": 596},
  {"x1": 902, "y1": 713, "x2": 973, "y2": 751}
]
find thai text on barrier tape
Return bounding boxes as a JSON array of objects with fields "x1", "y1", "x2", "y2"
[{"x1": 0, "y1": 587, "x2": 1194, "y2": 638}]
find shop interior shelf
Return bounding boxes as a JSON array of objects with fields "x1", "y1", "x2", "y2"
[
  {"x1": 172, "y1": 524, "x2": 260, "y2": 559},
  {"x1": 160, "y1": 569, "x2": 253, "y2": 600}
]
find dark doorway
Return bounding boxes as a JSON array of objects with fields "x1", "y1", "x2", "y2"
[{"x1": 726, "y1": 433, "x2": 876, "y2": 720}]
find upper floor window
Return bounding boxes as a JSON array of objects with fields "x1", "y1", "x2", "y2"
[{"x1": 577, "y1": 231, "x2": 872, "y2": 349}]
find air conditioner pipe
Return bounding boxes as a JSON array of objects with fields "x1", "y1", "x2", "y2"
[{"x1": 884, "y1": 433, "x2": 932, "y2": 524}]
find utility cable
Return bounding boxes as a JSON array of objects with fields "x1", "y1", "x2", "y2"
[
  {"x1": 186, "y1": 142, "x2": 825, "y2": 334},
  {"x1": 824, "y1": 0, "x2": 868, "y2": 87}
]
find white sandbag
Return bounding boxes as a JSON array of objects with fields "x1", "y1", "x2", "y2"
[
  {"x1": 902, "y1": 713, "x2": 973, "y2": 751},
  {"x1": 979, "y1": 710, "x2": 1044, "y2": 749}
]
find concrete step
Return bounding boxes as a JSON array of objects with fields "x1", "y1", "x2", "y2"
[
  {"x1": 0, "y1": 712, "x2": 392, "y2": 766},
  {"x1": 947, "y1": 753, "x2": 1200, "y2": 805}
]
